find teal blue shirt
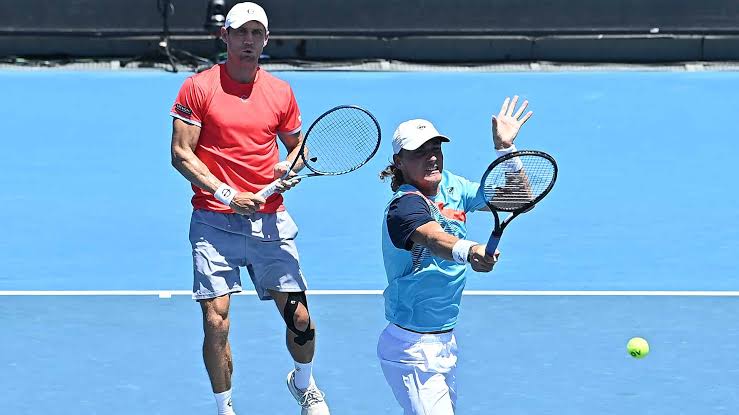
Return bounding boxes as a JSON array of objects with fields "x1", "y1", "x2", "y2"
[{"x1": 381, "y1": 170, "x2": 487, "y2": 332}]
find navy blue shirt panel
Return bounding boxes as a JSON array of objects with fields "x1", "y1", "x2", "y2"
[{"x1": 386, "y1": 194, "x2": 434, "y2": 251}]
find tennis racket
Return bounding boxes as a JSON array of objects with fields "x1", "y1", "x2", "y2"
[
  {"x1": 257, "y1": 105, "x2": 381, "y2": 199},
  {"x1": 480, "y1": 150, "x2": 558, "y2": 256}
]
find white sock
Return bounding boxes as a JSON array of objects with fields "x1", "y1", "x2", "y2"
[
  {"x1": 214, "y1": 389, "x2": 235, "y2": 415},
  {"x1": 293, "y1": 361, "x2": 314, "y2": 390}
]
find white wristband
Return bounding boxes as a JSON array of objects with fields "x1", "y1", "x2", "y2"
[
  {"x1": 214, "y1": 184, "x2": 237, "y2": 206},
  {"x1": 495, "y1": 144, "x2": 523, "y2": 172},
  {"x1": 452, "y1": 239, "x2": 477, "y2": 264},
  {"x1": 495, "y1": 144, "x2": 517, "y2": 157}
]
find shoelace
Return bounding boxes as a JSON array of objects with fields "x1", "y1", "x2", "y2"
[{"x1": 298, "y1": 386, "x2": 325, "y2": 407}]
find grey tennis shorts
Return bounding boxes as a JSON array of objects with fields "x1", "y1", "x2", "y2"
[{"x1": 189, "y1": 209, "x2": 307, "y2": 301}]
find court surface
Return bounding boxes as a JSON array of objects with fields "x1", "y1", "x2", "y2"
[{"x1": 1, "y1": 69, "x2": 738, "y2": 414}]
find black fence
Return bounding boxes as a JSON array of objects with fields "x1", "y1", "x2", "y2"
[{"x1": 1, "y1": 0, "x2": 739, "y2": 62}]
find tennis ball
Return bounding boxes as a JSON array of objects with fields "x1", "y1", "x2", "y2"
[{"x1": 627, "y1": 337, "x2": 649, "y2": 359}]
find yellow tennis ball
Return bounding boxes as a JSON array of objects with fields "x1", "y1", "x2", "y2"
[{"x1": 627, "y1": 337, "x2": 649, "y2": 359}]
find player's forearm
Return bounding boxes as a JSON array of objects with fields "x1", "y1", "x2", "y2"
[
  {"x1": 284, "y1": 141, "x2": 306, "y2": 172},
  {"x1": 418, "y1": 230, "x2": 461, "y2": 261},
  {"x1": 412, "y1": 223, "x2": 484, "y2": 266},
  {"x1": 171, "y1": 147, "x2": 222, "y2": 194}
]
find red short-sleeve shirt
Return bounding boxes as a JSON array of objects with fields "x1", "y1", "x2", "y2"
[{"x1": 170, "y1": 64, "x2": 302, "y2": 213}]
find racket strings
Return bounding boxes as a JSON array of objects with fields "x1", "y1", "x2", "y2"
[
  {"x1": 482, "y1": 155, "x2": 556, "y2": 211},
  {"x1": 304, "y1": 108, "x2": 379, "y2": 174}
]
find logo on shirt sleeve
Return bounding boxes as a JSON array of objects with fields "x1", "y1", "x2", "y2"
[{"x1": 175, "y1": 103, "x2": 193, "y2": 116}]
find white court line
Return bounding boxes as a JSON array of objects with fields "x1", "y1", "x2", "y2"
[
  {"x1": 0, "y1": 290, "x2": 739, "y2": 297},
  {"x1": 0, "y1": 290, "x2": 191, "y2": 296},
  {"x1": 464, "y1": 290, "x2": 739, "y2": 296}
]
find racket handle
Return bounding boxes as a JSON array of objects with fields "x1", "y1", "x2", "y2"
[
  {"x1": 485, "y1": 233, "x2": 501, "y2": 257},
  {"x1": 256, "y1": 179, "x2": 281, "y2": 199}
]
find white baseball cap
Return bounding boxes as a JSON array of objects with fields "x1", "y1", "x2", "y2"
[
  {"x1": 225, "y1": 2, "x2": 269, "y2": 31},
  {"x1": 392, "y1": 119, "x2": 450, "y2": 155}
]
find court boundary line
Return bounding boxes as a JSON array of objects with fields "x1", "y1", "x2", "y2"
[{"x1": 1, "y1": 290, "x2": 739, "y2": 297}]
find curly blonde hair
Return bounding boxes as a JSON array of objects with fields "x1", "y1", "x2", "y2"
[{"x1": 379, "y1": 163, "x2": 405, "y2": 192}]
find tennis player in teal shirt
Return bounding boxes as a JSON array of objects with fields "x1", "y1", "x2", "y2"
[{"x1": 377, "y1": 96, "x2": 533, "y2": 414}]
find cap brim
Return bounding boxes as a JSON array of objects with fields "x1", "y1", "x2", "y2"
[
  {"x1": 401, "y1": 135, "x2": 450, "y2": 151},
  {"x1": 226, "y1": 19, "x2": 268, "y2": 31}
]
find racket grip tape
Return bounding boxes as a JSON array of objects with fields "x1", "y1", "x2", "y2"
[
  {"x1": 485, "y1": 233, "x2": 501, "y2": 257},
  {"x1": 256, "y1": 179, "x2": 280, "y2": 199}
]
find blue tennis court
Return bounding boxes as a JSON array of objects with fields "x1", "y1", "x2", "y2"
[{"x1": 1, "y1": 69, "x2": 738, "y2": 414}]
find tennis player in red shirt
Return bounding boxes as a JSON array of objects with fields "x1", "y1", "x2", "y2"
[{"x1": 170, "y1": 3, "x2": 329, "y2": 414}]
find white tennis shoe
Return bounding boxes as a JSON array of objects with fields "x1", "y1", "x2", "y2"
[{"x1": 286, "y1": 370, "x2": 330, "y2": 415}]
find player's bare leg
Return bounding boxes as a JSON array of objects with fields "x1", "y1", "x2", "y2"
[{"x1": 200, "y1": 294, "x2": 236, "y2": 414}]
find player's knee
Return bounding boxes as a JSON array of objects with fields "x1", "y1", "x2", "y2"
[
  {"x1": 204, "y1": 313, "x2": 230, "y2": 338},
  {"x1": 281, "y1": 292, "x2": 315, "y2": 345},
  {"x1": 291, "y1": 309, "x2": 311, "y2": 332}
]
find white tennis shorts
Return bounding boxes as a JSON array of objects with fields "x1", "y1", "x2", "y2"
[
  {"x1": 188, "y1": 209, "x2": 307, "y2": 301},
  {"x1": 377, "y1": 324, "x2": 458, "y2": 415}
]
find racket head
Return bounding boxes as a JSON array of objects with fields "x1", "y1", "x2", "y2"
[
  {"x1": 301, "y1": 105, "x2": 381, "y2": 175},
  {"x1": 480, "y1": 150, "x2": 558, "y2": 213}
]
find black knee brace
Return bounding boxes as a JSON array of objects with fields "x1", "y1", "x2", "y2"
[{"x1": 283, "y1": 292, "x2": 315, "y2": 346}]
